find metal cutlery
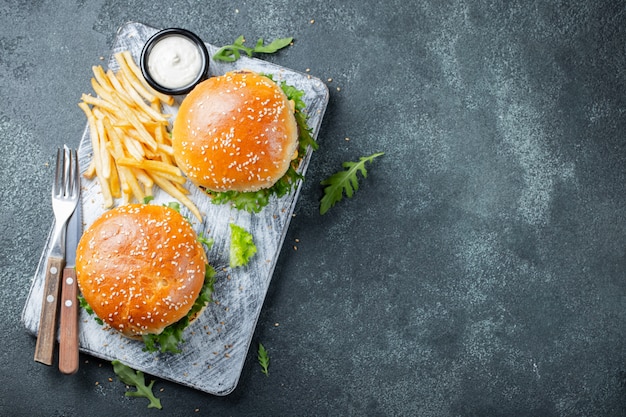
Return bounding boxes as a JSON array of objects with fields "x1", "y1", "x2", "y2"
[{"x1": 34, "y1": 147, "x2": 80, "y2": 366}]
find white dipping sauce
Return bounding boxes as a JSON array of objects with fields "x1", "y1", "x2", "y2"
[{"x1": 147, "y1": 35, "x2": 202, "y2": 89}]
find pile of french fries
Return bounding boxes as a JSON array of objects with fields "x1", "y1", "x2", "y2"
[{"x1": 79, "y1": 50, "x2": 202, "y2": 221}]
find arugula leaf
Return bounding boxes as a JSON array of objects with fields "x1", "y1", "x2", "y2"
[
  {"x1": 258, "y1": 343, "x2": 270, "y2": 376},
  {"x1": 205, "y1": 78, "x2": 315, "y2": 213},
  {"x1": 229, "y1": 224, "x2": 257, "y2": 268},
  {"x1": 213, "y1": 35, "x2": 246, "y2": 62},
  {"x1": 112, "y1": 360, "x2": 162, "y2": 409},
  {"x1": 213, "y1": 36, "x2": 293, "y2": 62},
  {"x1": 254, "y1": 37, "x2": 293, "y2": 54},
  {"x1": 320, "y1": 152, "x2": 384, "y2": 215}
]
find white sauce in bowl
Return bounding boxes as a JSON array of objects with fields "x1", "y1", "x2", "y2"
[{"x1": 147, "y1": 35, "x2": 203, "y2": 89}]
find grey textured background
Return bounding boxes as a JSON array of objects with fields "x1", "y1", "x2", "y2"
[{"x1": 1, "y1": 1, "x2": 626, "y2": 416}]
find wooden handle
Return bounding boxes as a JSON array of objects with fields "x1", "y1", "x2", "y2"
[
  {"x1": 59, "y1": 267, "x2": 79, "y2": 374},
  {"x1": 34, "y1": 256, "x2": 64, "y2": 365}
]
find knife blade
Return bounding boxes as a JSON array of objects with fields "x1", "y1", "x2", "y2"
[{"x1": 58, "y1": 195, "x2": 82, "y2": 374}]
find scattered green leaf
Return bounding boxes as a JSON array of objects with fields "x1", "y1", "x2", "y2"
[
  {"x1": 112, "y1": 360, "x2": 162, "y2": 409},
  {"x1": 229, "y1": 224, "x2": 257, "y2": 268},
  {"x1": 319, "y1": 152, "x2": 385, "y2": 215},
  {"x1": 142, "y1": 196, "x2": 154, "y2": 204},
  {"x1": 258, "y1": 343, "x2": 270, "y2": 376},
  {"x1": 213, "y1": 35, "x2": 293, "y2": 62}
]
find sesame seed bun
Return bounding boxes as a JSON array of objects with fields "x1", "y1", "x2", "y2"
[
  {"x1": 75, "y1": 204, "x2": 207, "y2": 338},
  {"x1": 172, "y1": 70, "x2": 299, "y2": 193}
]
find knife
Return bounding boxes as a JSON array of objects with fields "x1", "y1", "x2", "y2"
[
  {"x1": 58, "y1": 197, "x2": 82, "y2": 374},
  {"x1": 34, "y1": 147, "x2": 79, "y2": 366}
]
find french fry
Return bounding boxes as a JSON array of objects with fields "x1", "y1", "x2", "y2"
[
  {"x1": 157, "y1": 143, "x2": 174, "y2": 158},
  {"x1": 83, "y1": 159, "x2": 96, "y2": 179},
  {"x1": 81, "y1": 93, "x2": 118, "y2": 114},
  {"x1": 150, "y1": 173, "x2": 202, "y2": 222},
  {"x1": 116, "y1": 157, "x2": 183, "y2": 178},
  {"x1": 95, "y1": 118, "x2": 111, "y2": 179},
  {"x1": 154, "y1": 125, "x2": 174, "y2": 164},
  {"x1": 109, "y1": 161, "x2": 121, "y2": 199},
  {"x1": 114, "y1": 52, "x2": 157, "y2": 104},
  {"x1": 147, "y1": 169, "x2": 188, "y2": 185},
  {"x1": 108, "y1": 94, "x2": 158, "y2": 151},
  {"x1": 132, "y1": 167, "x2": 154, "y2": 189},
  {"x1": 120, "y1": 50, "x2": 175, "y2": 106},
  {"x1": 78, "y1": 102, "x2": 113, "y2": 208},
  {"x1": 101, "y1": 118, "x2": 125, "y2": 159},
  {"x1": 90, "y1": 77, "x2": 115, "y2": 106},
  {"x1": 105, "y1": 69, "x2": 134, "y2": 106},
  {"x1": 78, "y1": 50, "x2": 202, "y2": 220},
  {"x1": 116, "y1": 167, "x2": 132, "y2": 194},
  {"x1": 123, "y1": 166, "x2": 145, "y2": 202},
  {"x1": 116, "y1": 70, "x2": 169, "y2": 123},
  {"x1": 91, "y1": 65, "x2": 112, "y2": 91},
  {"x1": 122, "y1": 135, "x2": 146, "y2": 161}
]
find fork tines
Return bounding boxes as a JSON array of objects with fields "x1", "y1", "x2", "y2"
[{"x1": 54, "y1": 147, "x2": 79, "y2": 199}]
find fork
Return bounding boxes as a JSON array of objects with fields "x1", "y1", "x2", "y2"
[{"x1": 34, "y1": 147, "x2": 80, "y2": 365}]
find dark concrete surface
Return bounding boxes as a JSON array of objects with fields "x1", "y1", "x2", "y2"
[{"x1": 2, "y1": 1, "x2": 626, "y2": 416}]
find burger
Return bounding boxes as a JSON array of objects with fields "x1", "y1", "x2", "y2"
[
  {"x1": 172, "y1": 69, "x2": 317, "y2": 212},
  {"x1": 75, "y1": 203, "x2": 215, "y2": 354}
]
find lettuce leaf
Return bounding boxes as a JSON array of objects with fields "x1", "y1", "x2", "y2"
[{"x1": 229, "y1": 224, "x2": 257, "y2": 268}]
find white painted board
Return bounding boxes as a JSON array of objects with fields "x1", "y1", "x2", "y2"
[{"x1": 22, "y1": 21, "x2": 329, "y2": 395}]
